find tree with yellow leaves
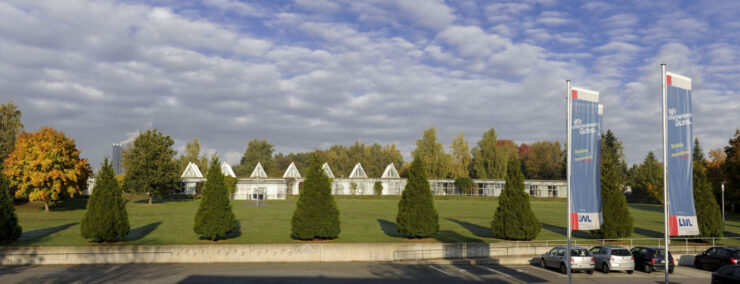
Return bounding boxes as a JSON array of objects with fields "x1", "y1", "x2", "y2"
[{"x1": 2, "y1": 127, "x2": 90, "y2": 212}]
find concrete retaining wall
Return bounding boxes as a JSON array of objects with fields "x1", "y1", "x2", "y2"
[{"x1": 0, "y1": 243, "x2": 705, "y2": 265}]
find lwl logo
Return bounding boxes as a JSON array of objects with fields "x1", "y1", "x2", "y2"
[
  {"x1": 579, "y1": 215, "x2": 592, "y2": 222},
  {"x1": 678, "y1": 218, "x2": 693, "y2": 227}
]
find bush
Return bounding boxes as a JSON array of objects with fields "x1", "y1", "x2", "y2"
[
  {"x1": 374, "y1": 181, "x2": 383, "y2": 196},
  {"x1": 694, "y1": 162, "x2": 723, "y2": 237},
  {"x1": 492, "y1": 157, "x2": 541, "y2": 240},
  {"x1": 224, "y1": 176, "x2": 237, "y2": 199},
  {"x1": 0, "y1": 175, "x2": 22, "y2": 244},
  {"x1": 455, "y1": 177, "x2": 474, "y2": 195},
  {"x1": 81, "y1": 158, "x2": 130, "y2": 242},
  {"x1": 291, "y1": 155, "x2": 340, "y2": 240},
  {"x1": 396, "y1": 158, "x2": 439, "y2": 238},
  {"x1": 193, "y1": 157, "x2": 237, "y2": 240}
]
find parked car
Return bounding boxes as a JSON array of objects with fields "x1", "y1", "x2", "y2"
[
  {"x1": 695, "y1": 246, "x2": 740, "y2": 271},
  {"x1": 540, "y1": 246, "x2": 594, "y2": 274},
  {"x1": 630, "y1": 246, "x2": 674, "y2": 273},
  {"x1": 711, "y1": 265, "x2": 740, "y2": 284},
  {"x1": 589, "y1": 245, "x2": 634, "y2": 274}
]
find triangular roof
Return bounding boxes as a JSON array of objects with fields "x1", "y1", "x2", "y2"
[
  {"x1": 381, "y1": 163, "x2": 400, "y2": 178},
  {"x1": 349, "y1": 163, "x2": 367, "y2": 178},
  {"x1": 221, "y1": 162, "x2": 236, "y2": 177},
  {"x1": 181, "y1": 162, "x2": 203, "y2": 178},
  {"x1": 250, "y1": 162, "x2": 268, "y2": 178},
  {"x1": 282, "y1": 162, "x2": 301, "y2": 178},
  {"x1": 322, "y1": 162, "x2": 335, "y2": 178}
]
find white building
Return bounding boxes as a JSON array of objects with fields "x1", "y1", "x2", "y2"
[{"x1": 179, "y1": 162, "x2": 205, "y2": 195}]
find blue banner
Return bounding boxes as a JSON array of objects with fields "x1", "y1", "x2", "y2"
[
  {"x1": 569, "y1": 88, "x2": 602, "y2": 230},
  {"x1": 665, "y1": 72, "x2": 699, "y2": 236}
]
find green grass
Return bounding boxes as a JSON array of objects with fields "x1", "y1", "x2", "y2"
[{"x1": 11, "y1": 196, "x2": 740, "y2": 246}]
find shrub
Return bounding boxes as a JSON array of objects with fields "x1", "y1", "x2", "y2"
[
  {"x1": 492, "y1": 156, "x2": 541, "y2": 240},
  {"x1": 0, "y1": 175, "x2": 22, "y2": 244},
  {"x1": 396, "y1": 158, "x2": 439, "y2": 238},
  {"x1": 455, "y1": 177, "x2": 474, "y2": 195},
  {"x1": 291, "y1": 155, "x2": 340, "y2": 240},
  {"x1": 374, "y1": 181, "x2": 383, "y2": 196},
  {"x1": 193, "y1": 157, "x2": 237, "y2": 240},
  {"x1": 694, "y1": 162, "x2": 723, "y2": 237},
  {"x1": 81, "y1": 158, "x2": 129, "y2": 242}
]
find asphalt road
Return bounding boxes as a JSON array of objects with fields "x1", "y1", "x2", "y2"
[{"x1": 0, "y1": 262, "x2": 712, "y2": 283}]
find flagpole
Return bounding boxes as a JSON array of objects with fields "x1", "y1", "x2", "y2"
[
  {"x1": 566, "y1": 80, "x2": 572, "y2": 284},
  {"x1": 661, "y1": 64, "x2": 670, "y2": 284}
]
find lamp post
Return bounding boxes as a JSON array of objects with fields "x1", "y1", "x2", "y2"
[{"x1": 722, "y1": 182, "x2": 726, "y2": 232}]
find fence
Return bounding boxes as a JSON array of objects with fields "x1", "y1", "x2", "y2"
[{"x1": 393, "y1": 237, "x2": 740, "y2": 261}]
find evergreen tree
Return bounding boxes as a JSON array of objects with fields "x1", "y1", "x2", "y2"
[
  {"x1": 492, "y1": 156, "x2": 541, "y2": 240},
  {"x1": 724, "y1": 130, "x2": 740, "y2": 212},
  {"x1": 194, "y1": 157, "x2": 237, "y2": 240},
  {"x1": 0, "y1": 175, "x2": 22, "y2": 244},
  {"x1": 122, "y1": 129, "x2": 179, "y2": 204},
  {"x1": 593, "y1": 131, "x2": 633, "y2": 238},
  {"x1": 396, "y1": 157, "x2": 439, "y2": 238},
  {"x1": 694, "y1": 161, "x2": 723, "y2": 237},
  {"x1": 693, "y1": 138, "x2": 705, "y2": 164},
  {"x1": 81, "y1": 158, "x2": 129, "y2": 242},
  {"x1": 291, "y1": 155, "x2": 340, "y2": 240}
]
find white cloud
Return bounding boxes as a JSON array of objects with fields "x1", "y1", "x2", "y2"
[{"x1": 204, "y1": 0, "x2": 259, "y2": 16}]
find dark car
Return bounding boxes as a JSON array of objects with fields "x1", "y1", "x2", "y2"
[
  {"x1": 711, "y1": 265, "x2": 740, "y2": 284},
  {"x1": 695, "y1": 247, "x2": 740, "y2": 271},
  {"x1": 629, "y1": 246, "x2": 674, "y2": 273}
]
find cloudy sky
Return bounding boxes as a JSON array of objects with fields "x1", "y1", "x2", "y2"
[{"x1": 1, "y1": 0, "x2": 738, "y2": 170}]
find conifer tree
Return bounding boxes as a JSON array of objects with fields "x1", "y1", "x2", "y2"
[
  {"x1": 193, "y1": 157, "x2": 237, "y2": 240},
  {"x1": 492, "y1": 156, "x2": 540, "y2": 240},
  {"x1": 0, "y1": 175, "x2": 22, "y2": 244},
  {"x1": 396, "y1": 157, "x2": 438, "y2": 237},
  {"x1": 81, "y1": 158, "x2": 129, "y2": 242},
  {"x1": 593, "y1": 131, "x2": 633, "y2": 238},
  {"x1": 694, "y1": 161, "x2": 723, "y2": 237},
  {"x1": 291, "y1": 155, "x2": 340, "y2": 240}
]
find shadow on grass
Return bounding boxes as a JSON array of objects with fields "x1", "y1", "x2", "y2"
[
  {"x1": 432, "y1": 230, "x2": 483, "y2": 243},
  {"x1": 18, "y1": 222, "x2": 79, "y2": 242},
  {"x1": 724, "y1": 231, "x2": 740, "y2": 238},
  {"x1": 446, "y1": 218, "x2": 494, "y2": 239},
  {"x1": 628, "y1": 203, "x2": 662, "y2": 213},
  {"x1": 377, "y1": 219, "x2": 403, "y2": 238},
  {"x1": 541, "y1": 222, "x2": 595, "y2": 239},
  {"x1": 634, "y1": 227, "x2": 663, "y2": 238},
  {"x1": 125, "y1": 222, "x2": 163, "y2": 241},
  {"x1": 51, "y1": 199, "x2": 88, "y2": 211}
]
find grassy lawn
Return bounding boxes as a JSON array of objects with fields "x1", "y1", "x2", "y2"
[{"x1": 11, "y1": 196, "x2": 740, "y2": 246}]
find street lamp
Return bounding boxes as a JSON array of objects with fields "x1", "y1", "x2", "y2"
[{"x1": 722, "y1": 182, "x2": 726, "y2": 232}]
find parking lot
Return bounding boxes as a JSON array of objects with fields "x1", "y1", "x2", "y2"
[{"x1": 0, "y1": 262, "x2": 712, "y2": 283}]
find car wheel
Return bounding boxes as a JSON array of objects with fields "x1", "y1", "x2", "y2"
[
  {"x1": 560, "y1": 263, "x2": 568, "y2": 274},
  {"x1": 602, "y1": 263, "x2": 609, "y2": 274},
  {"x1": 627, "y1": 270, "x2": 634, "y2": 274},
  {"x1": 586, "y1": 269, "x2": 594, "y2": 275},
  {"x1": 540, "y1": 258, "x2": 546, "y2": 269},
  {"x1": 694, "y1": 259, "x2": 702, "y2": 270},
  {"x1": 644, "y1": 263, "x2": 652, "y2": 273}
]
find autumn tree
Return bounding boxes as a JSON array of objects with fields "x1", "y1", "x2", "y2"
[
  {"x1": 236, "y1": 139, "x2": 275, "y2": 177},
  {"x1": 122, "y1": 129, "x2": 179, "y2": 205},
  {"x1": 724, "y1": 130, "x2": 740, "y2": 212},
  {"x1": 2, "y1": 127, "x2": 90, "y2": 212},
  {"x1": 449, "y1": 132, "x2": 471, "y2": 179},
  {"x1": 177, "y1": 138, "x2": 209, "y2": 175},
  {"x1": 81, "y1": 158, "x2": 129, "y2": 242},
  {"x1": 523, "y1": 141, "x2": 565, "y2": 180},
  {"x1": 0, "y1": 101, "x2": 23, "y2": 168},
  {"x1": 412, "y1": 127, "x2": 451, "y2": 178},
  {"x1": 471, "y1": 128, "x2": 500, "y2": 179},
  {"x1": 706, "y1": 148, "x2": 726, "y2": 206}
]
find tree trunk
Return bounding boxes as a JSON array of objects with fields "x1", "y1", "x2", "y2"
[
  {"x1": 149, "y1": 196, "x2": 152, "y2": 205},
  {"x1": 44, "y1": 201, "x2": 49, "y2": 212}
]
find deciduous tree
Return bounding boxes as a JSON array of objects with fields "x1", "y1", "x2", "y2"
[
  {"x1": 3, "y1": 127, "x2": 90, "y2": 212},
  {"x1": 122, "y1": 129, "x2": 179, "y2": 205},
  {"x1": 237, "y1": 139, "x2": 274, "y2": 177},
  {"x1": 449, "y1": 132, "x2": 471, "y2": 179},
  {"x1": 471, "y1": 128, "x2": 499, "y2": 179},
  {"x1": 724, "y1": 130, "x2": 740, "y2": 212},
  {"x1": 177, "y1": 138, "x2": 209, "y2": 175},
  {"x1": 412, "y1": 127, "x2": 451, "y2": 178},
  {"x1": 523, "y1": 141, "x2": 565, "y2": 180},
  {"x1": 0, "y1": 101, "x2": 23, "y2": 167}
]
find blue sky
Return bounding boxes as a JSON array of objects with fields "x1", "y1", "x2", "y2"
[{"x1": 1, "y1": 0, "x2": 738, "y2": 170}]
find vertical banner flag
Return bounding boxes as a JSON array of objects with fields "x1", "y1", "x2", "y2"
[
  {"x1": 569, "y1": 87, "x2": 602, "y2": 230},
  {"x1": 665, "y1": 72, "x2": 699, "y2": 236}
]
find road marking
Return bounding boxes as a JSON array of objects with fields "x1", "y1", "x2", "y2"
[
  {"x1": 527, "y1": 265, "x2": 567, "y2": 277},
  {"x1": 480, "y1": 266, "x2": 524, "y2": 283},
  {"x1": 429, "y1": 265, "x2": 454, "y2": 277}
]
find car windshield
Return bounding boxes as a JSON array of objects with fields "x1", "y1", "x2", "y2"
[
  {"x1": 612, "y1": 249, "x2": 631, "y2": 256},
  {"x1": 571, "y1": 249, "x2": 589, "y2": 256}
]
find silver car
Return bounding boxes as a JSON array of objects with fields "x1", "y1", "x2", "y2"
[
  {"x1": 589, "y1": 245, "x2": 635, "y2": 274},
  {"x1": 540, "y1": 245, "x2": 595, "y2": 274}
]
